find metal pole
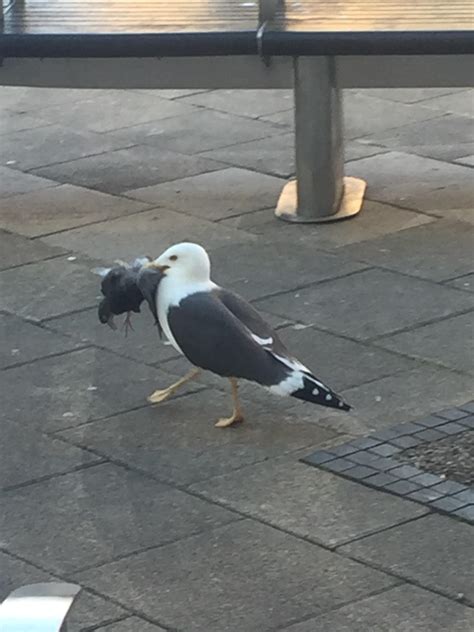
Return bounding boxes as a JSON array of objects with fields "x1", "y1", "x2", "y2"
[
  {"x1": 296, "y1": 56, "x2": 344, "y2": 218},
  {"x1": 275, "y1": 56, "x2": 366, "y2": 223}
]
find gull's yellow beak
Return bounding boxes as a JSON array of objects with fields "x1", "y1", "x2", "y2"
[{"x1": 144, "y1": 261, "x2": 169, "y2": 273}]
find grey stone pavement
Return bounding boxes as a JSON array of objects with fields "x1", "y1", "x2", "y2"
[{"x1": 0, "y1": 85, "x2": 473, "y2": 631}]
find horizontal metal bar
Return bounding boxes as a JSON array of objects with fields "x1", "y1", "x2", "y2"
[
  {"x1": 0, "y1": 29, "x2": 473, "y2": 59},
  {"x1": 0, "y1": 32, "x2": 258, "y2": 58},
  {"x1": 0, "y1": 55, "x2": 473, "y2": 89},
  {"x1": 262, "y1": 30, "x2": 474, "y2": 56}
]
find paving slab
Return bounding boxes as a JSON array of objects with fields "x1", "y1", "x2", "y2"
[
  {"x1": 198, "y1": 136, "x2": 387, "y2": 180},
  {"x1": 0, "y1": 551, "x2": 127, "y2": 632},
  {"x1": 179, "y1": 88, "x2": 294, "y2": 118},
  {"x1": 126, "y1": 167, "x2": 285, "y2": 221},
  {"x1": 283, "y1": 584, "x2": 474, "y2": 632},
  {"x1": 0, "y1": 86, "x2": 106, "y2": 111},
  {"x1": 0, "y1": 184, "x2": 150, "y2": 237},
  {"x1": 0, "y1": 165, "x2": 58, "y2": 198},
  {"x1": 34, "y1": 91, "x2": 198, "y2": 133},
  {"x1": 363, "y1": 114, "x2": 474, "y2": 161},
  {"x1": 0, "y1": 229, "x2": 65, "y2": 270},
  {"x1": 260, "y1": 108, "x2": 293, "y2": 128},
  {"x1": 255, "y1": 268, "x2": 474, "y2": 341},
  {"x1": 75, "y1": 520, "x2": 397, "y2": 632},
  {"x1": 95, "y1": 618, "x2": 166, "y2": 631},
  {"x1": 391, "y1": 142, "x2": 474, "y2": 162},
  {"x1": 341, "y1": 513, "x2": 474, "y2": 602},
  {"x1": 342, "y1": 220, "x2": 474, "y2": 282},
  {"x1": 198, "y1": 133, "x2": 295, "y2": 178},
  {"x1": 192, "y1": 458, "x2": 426, "y2": 547},
  {"x1": 134, "y1": 88, "x2": 210, "y2": 99},
  {"x1": 260, "y1": 92, "x2": 441, "y2": 135},
  {"x1": 0, "y1": 125, "x2": 132, "y2": 171},
  {"x1": 0, "y1": 312, "x2": 81, "y2": 368},
  {"x1": 344, "y1": 141, "x2": 389, "y2": 162},
  {"x1": 275, "y1": 325, "x2": 415, "y2": 390},
  {"x1": 59, "y1": 389, "x2": 338, "y2": 486},
  {"x1": 422, "y1": 89, "x2": 474, "y2": 118},
  {"x1": 0, "y1": 347, "x2": 173, "y2": 432},
  {"x1": 0, "y1": 256, "x2": 103, "y2": 320},
  {"x1": 222, "y1": 200, "x2": 432, "y2": 247},
  {"x1": 0, "y1": 109, "x2": 49, "y2": 135},
  {"x1": 362, "y1": 88, "x2": 467, "y2": 104},
  {"x1": 429, "y1": 208, "x2": 474, "y2": 224},
  {"x1": 350, "y1": 152, "x2": 474, "y2": 212},
  {"x1": 206, "y1": 239, "x2": 366, "y2": 300},
  {"x1": 343, "y1": 93, "x2": 441, "y2": 139},
  {"x1": 341, "y1": 365, "x2": 474, "y2": 428},
  {"x1": 447, "y1": 273, "x2": 474, "y2": 293},
  {"x1": 45, "y1": 306, "x2": 180, "y2": 366},
  {"x1": 41, "y1": 208, "x2": 255, "y2": 262},
  {"x1": 0, "y1": 463, "x2": 238, "y2": 574},
  {"x1": 33, "y1": 145, "x2": 220, "y2": 195},
  {"x1": 376, "y1": 312, "x2": 474, "y2": 374},
  {"x1": 456, "y1": 154, "x2": 474, "y2": 166},
  {"x1": 1, "y1": 419, "x2": 99, "y2": 489},
  {"x1": 108, "y1": 108, "x2": 282, "y2": 155}
]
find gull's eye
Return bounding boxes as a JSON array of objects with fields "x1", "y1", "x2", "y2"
[{"x1": 169, "y1": 255, "x2": 178, "y2": 262}]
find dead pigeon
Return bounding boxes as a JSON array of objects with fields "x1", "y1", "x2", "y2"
[{"x1": 93, "y1": 257, "x2": 163, "y2": 336}]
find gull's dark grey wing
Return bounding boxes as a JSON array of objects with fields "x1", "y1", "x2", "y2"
[
  {"x1": 168, "y1": 290, "x2": 351, "y2": 411},
  {"x1": 213, "y1": 287, "x2": 299, "y2": 364},
  {"x1": 167, "y1": 291, "x2": 290, "y2": 385}
]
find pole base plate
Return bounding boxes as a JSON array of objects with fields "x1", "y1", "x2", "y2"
[{"x1": 275, "y1": 176, "x2": 366, "y2": 224}]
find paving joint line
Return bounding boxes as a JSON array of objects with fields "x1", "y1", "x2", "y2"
[
  {"x1": 65, "y1": 517, "x2": 246, "y2": 577},
  {"x1": 338, "y1": 548, "x2": 474, "y2": 608},
  {"x1": 250, "y1": 266, "x2": 374, "y2": 305},
  {"x1": 0, "y1": 252, "x2": 68, "y2": 273},
  {"x1": 16, "y1": 141, "x2": 139, "y2": 173},
  {"x1": 368, "y1": 306, "x2": 474, "y2": 343},
  {"x1": 29, "y1": 204, "x2": 161, "y2": 240},
  {"x1": 83, "y1": 614, "x2": 131, "y2": 632},
  {"x1": 0, "y1": 343, "x2": 92, "y2": 372},
  {"x1": 1, "y1": 459, "x2": 107, "y2": 493},
  {"x1": 269, "y1": 582, "x2": 404, "y2": 632},
  {"x1": 46, "y1": 385, "x2": 209, "y2": 436},
  {"x1": 350, "y1": 111, "x2": 452, "y2": 144},
  {"x1": 333, "y1": 512, "x2": 430, "y2": 549}
]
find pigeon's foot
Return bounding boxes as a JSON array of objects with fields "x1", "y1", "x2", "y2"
[
  {"x1": 215, "y1": 377, "x2": 244, "y2": 428},
  {"x1": 215, "y1": 413, "x2": 244, "y2": 428},
  {"x1": 147, "y1": 368, "x2": 200, "y2": 404}
]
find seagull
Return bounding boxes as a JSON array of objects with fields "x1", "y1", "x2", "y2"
[{"x1": 145, "y1": 242, "x2": 351, "y2": 427}]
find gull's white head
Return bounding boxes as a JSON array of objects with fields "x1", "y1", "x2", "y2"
[{"x1": 152, "y1": 242, "x2": 211, "y2": 283}]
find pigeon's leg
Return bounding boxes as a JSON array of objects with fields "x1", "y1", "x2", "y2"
[
  {"x1": 148, "y1": 368, "x2": 200, "y2": 404},
  {"x1": 215, "y1": 378, "x2": 244, "y2": 428},
  {"x1": 122, "y1": 312, "x2": 134, "y2": 337}
]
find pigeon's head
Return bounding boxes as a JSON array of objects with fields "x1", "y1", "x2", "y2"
[{"x1": 149, "y1": 242, "x2": 211, "y2": 283}]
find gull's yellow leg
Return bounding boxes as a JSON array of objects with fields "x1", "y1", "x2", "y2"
[
  {"x1": 215, "y1": 378, "x2": 244, "y2": 428},
  {"x1": 148, "y1": 368, "x2": 200, "y2": 404}
]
